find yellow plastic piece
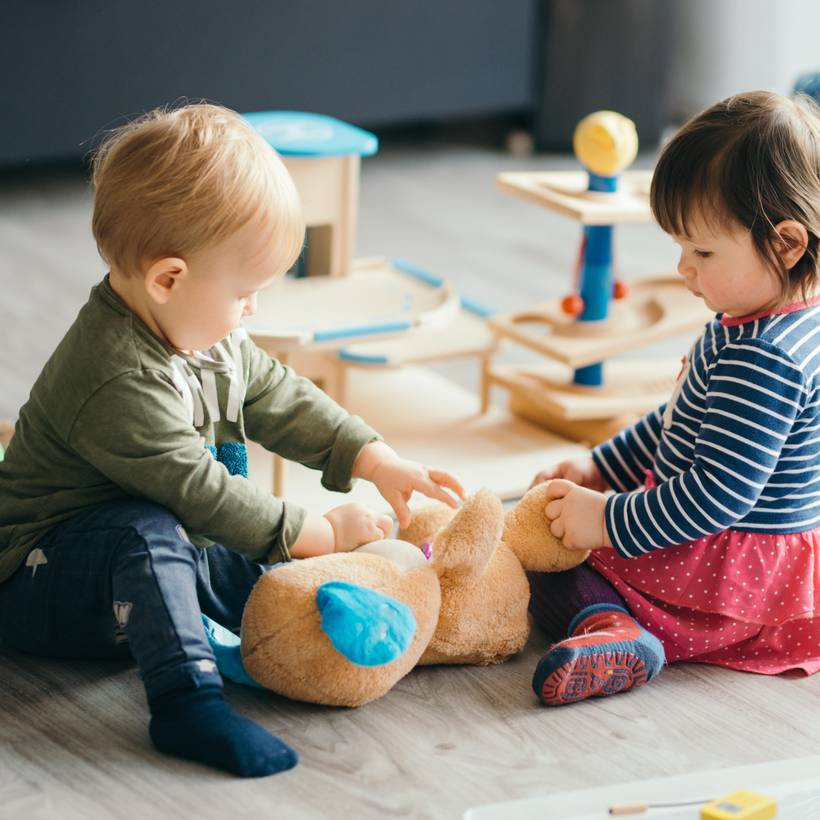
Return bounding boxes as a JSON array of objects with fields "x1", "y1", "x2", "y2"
[
  {"x1": 700, "y1": 790, "x2": 777, "y2": 819},
  {"x1": 572, "y1": 110, "x2": 638, "y2": 177}
]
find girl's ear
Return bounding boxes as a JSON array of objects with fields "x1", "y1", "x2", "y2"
[{"x1": 773, "y1": 220, "x2": 809, "y2": 270}]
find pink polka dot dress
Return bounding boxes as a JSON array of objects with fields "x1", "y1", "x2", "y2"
[
  {"x1": 590, "y1": 299, "x2": 820, "y2": 676},
  {"x1": 589, "y1": 478, "x2": 820, "y2": 675}
]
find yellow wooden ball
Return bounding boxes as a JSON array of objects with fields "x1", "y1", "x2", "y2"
[{"x1": 573, "y1": 111, "x2": 638, "y2": 177}]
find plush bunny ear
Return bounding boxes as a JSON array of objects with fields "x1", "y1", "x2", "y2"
[
  {"x1": 503, "y1": 482, "x2": 589, "y2": 572},
  {"x1": 430, "y1": 489, "x2": 503, "y2": 583},
  {"x1": 397, "y1": 503, "x2": 457, "y2": 548}
]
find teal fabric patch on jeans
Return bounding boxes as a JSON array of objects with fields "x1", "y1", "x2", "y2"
[{"x1": 201, "y1": 614, "x2": 262, "y2": 688}]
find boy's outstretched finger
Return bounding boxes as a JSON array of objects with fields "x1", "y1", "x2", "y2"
[
  {"x1": 422, "y1": 481, "x2": 459, "y2": 509},
  {"x1": 386, "y1": 490, "x2": 411, "y2": 529},
  {"x1": 428, "y1": 468, "x2": 466, "y2": 500}
]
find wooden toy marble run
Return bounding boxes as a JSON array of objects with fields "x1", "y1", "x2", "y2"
[
  {"x1": 239, "y1": 109, "x2": 708, "y2": 509},
  {"x1": 486, "y1": 110, "x2": 711, "y2": 444}
]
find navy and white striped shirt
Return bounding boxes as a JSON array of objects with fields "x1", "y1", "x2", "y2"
[{"x1": 593, "y1": 299, "x2": 820, "y2": 559}]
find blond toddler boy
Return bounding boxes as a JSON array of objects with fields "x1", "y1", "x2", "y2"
[{"x1": 0, "y1": 104, "x2": 464, "y2": 777}]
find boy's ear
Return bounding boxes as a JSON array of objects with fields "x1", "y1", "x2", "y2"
[
  {"x1": 144, "y1": 257, "x2": 188, "y2": 305},
  {"x1": 773, "y1": 220, "x2": 809, "y2": 270}
]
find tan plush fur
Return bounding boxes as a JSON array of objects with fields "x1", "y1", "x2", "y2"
[
  {"x1": 241, "y1": 482, "x2": 586, "y2": 706},
  {"x1": 503, "y1": 482, "x2": 591, "y2": 572},
  {"x1": 242, "y1": 553, "x2": 440, "y2": 707}
]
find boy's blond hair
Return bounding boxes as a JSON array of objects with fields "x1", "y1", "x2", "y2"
[{"x1": 91, "y1": 103, "x2": 305, "y2": 276}]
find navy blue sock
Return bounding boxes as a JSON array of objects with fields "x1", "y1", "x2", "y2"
[{"x1": 148, "y1": 685, "x2": 298, "y2": 777}]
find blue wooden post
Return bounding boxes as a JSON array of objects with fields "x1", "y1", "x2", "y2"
[{"x1": 573, "y1": 172, "x2": 617, "y2": 387}]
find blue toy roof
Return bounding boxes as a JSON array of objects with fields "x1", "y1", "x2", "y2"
[{"x1": 242, "y1": 111, "x2": 379, "y2": 157}]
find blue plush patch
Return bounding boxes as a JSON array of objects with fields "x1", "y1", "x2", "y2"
[
  {"x1": 205, "y1": 442, "x2": 249, "y2": 478},
  {"x1": 201, "y1": 614, "x2": 262, "y2": 688},
  {"x1": 316, "y1": 581, "x2": 416, "y2": 667}
]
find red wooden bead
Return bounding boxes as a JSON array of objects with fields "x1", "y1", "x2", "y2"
[
  {"x1": 613, "y1": 280, "x2": 629, "y2": 299},
  {"x1": 561, "y1": 294, "x2": 585, "y2": 316}
]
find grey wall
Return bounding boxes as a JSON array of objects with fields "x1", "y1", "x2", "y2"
[
  {"x1": 1, "y1": 0, "x2": 536, "y2": 165},
  {"x1": 668, "y1": 0, "x2": 820, "y2": 120}
]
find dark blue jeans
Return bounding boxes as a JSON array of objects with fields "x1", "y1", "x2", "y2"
[{"x1": 0, "y1": 500, "x2": 272, "y2": 701}]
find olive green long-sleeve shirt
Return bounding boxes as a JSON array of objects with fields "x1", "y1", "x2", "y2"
[{"x1": 0, "y1": 277, "x2": 379, "y2": 583}]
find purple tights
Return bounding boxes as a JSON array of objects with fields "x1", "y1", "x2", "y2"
[{"x1": 527, "y1": 563, "x2": 626, "y2": 641}]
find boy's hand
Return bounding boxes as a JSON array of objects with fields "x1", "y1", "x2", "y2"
[
  {"x1": 371, "y1": 458, "x2": 465, "y2": 530},
  {"x1": 353, "y1": 441, "x2": 465, "y2": 529},
  {"x1": 530, "y1": 456, "x2": 607, "y2": 492},
  {"x1": 324, "y1": 503, "x2": 393, "y2": 552},
  {"x1": 544, "y1": 480, "x2": 612, "y2": 551}
]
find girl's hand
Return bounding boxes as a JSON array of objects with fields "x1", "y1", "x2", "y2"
[
  {"x1": 324, "y1": 503, "x2": 394, "y2": 552},
  {"x1": 530, "y1": 456, "x2": 607, "y2": 492},
  {"x1": 371, "y1": 458, "x2": 465, "y2": 529},
  {"x1": 544, "y1": 479, "x2": 612, "y2": 551}
]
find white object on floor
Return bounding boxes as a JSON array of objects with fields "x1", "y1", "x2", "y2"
[{"x1": 465, "y1": 756, "x2": 820, "y2": 819}]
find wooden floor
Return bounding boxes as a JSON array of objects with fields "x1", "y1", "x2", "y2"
[
  {"x1": 3, "y1": 637, "x2": 820, "y2": 819},
  {"x1": 2, "y1": 127, "x2": 820, "y2": 819}
]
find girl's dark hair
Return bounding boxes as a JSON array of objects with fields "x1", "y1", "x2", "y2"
[{"x1": 650, "y1": 90, "x2": 820, "y2": 303}]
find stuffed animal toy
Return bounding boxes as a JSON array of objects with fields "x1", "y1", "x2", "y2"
[{"x1": 206, "y1": 483, "x2": 587, "y2": 707}]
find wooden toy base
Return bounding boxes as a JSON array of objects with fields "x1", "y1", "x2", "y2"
[
  {"x1": 487, "y1": 275, "x2": 711, "y2": 370},
  {"x1": 246, "y1": 257, "x2": 459, "y2": 353},
  {"x1": 507, "y1": 394, "x2": 636, "y2": 447},
  {"x1": 336, "y1": 310, "x2": 495, "y2": 369},
  {"x1": 496, "y1": 169, "x2": 653, "y2": 225},
  {"x1": 247, "y1": 366, "x2": 588, "y2": 515},
  {"x1": 486, "y1": 358, "x2": 679, "y2": 446},
  {"x1": 488, "y1": 358, "x2": 677, "y2": 419},
  {"x1": 246, "y1": 255, "x2": 496, "y2": 408},
  {"x1": 286, "y1": 308, "x2": 497, "y2": 406}
]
